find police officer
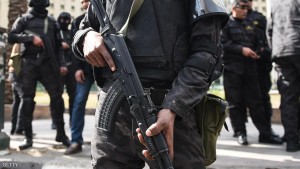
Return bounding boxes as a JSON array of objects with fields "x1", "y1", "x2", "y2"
[
  {"x1": 56, "y1": 12, "x2": 77, "y2": 126},
  {"x1": 221, "y1": 0, "x2": 282, "y2": 145},
  {"x1": 73, "y1": 0, "x2": 228, "y2": 168},
  {"x1": 231, "y1": 0, "x2": 277, "y2": 138},
  {"x1": 8, "y1": 0, "x2": 71, "y2": 150}
]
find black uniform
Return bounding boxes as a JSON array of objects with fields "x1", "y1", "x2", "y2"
[
  {"x1": 267, "y1": 0, "x2": 300, "y2": 151},
  {"x1": 247, "y1": 9, "x2": 273, "y2": 127},
  {"x1": 58, "y1": 13, "x2": 77, "y2": 122},
  {"x1": 221, "y1": 16, "x2": 280, "y2": 142},
  {"x1": 72, "y1": 0, "x2": 228, "y2": 168},
  {"x1": 8, "y1": 7, "x2": 70, "y2": 149}
]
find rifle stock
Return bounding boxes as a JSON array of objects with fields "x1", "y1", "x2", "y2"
[{"x1": 90, "y1": 0, "x2": 174, "y2": 168}]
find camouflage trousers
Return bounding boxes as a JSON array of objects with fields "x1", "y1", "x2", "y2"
[{"x1": 91, "y1": 88, "x2": 206, "y2": 169}]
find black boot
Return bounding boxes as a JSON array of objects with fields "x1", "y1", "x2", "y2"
[
  {"x1": 55, "y1": 122, "x2": 71, "y2": 147},
  {"x1": 19, "y1": 98, "x2": 35, "y2": 150},
  {"x1": 15, "y1": 128, "x2": 24, "y2": 135},
  {"x1": 19, "y1": 139, "x2": 33, "y2": 150},
  {"x1": 10, "y1": 128, "x2": 16, "y2": 135},
  {"x1": 259, "y1": 134, "x2": 283, "y2": 145}
]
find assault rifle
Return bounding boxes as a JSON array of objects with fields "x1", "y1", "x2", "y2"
[{"x1": 90, "y1": 0, "x2": 174, "y2": 168}]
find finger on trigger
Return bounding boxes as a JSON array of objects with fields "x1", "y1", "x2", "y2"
[{"x1": 100, "y1": 45, "x2": 115, "y2": 71}]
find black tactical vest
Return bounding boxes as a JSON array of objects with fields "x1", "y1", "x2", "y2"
[{"x1": 21, "y1": 13, "x2": 59, "y2": 55}]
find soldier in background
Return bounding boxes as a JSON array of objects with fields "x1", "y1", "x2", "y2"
[
  {"x1": 247, "y1": 0, "x2": 278, "y2": 137},
  {"x1": 54, "y1": 12, "x2": 77, "y2": 129},
  {"x1": 221, "y1": 0, "x2": 282, "y2": 145},
  {"x1": 232, "y1": 0, "x2": 279, "y2": 138},
  {"x1": 8, "y1": 0, "x2": 70, "y2": 150}
]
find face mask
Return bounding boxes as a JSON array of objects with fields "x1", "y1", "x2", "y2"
[
  {"x1": 59, "y1": 23, "x2": 69, "y2": 30},
  {"x1": 33, "y1": 6, "x2": 47, "y2": 14}
]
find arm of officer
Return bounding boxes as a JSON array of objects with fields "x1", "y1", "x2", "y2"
[
  {"x1": 72, "y1": 5, "x2": 115, "y2": 71},
  {"x1": 53, "y1": 20, "x2": 68, "y2": 75},
  {"x1": 221, "y1": 24, "x2": 244, "y2": 55},
  {"x1": 141, "y1": 15, "x2": 227, "y2": 160},
  {"x1": 8, "y1": 16, "x2": 34, "y2": 44}
]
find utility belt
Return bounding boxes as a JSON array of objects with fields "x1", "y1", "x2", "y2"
[{"x1": 23, "y1": 53, "x2": 39, "y2": 59}]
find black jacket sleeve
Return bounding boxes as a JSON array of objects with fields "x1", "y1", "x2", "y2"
[
  {"x1": 160, "y1": 16, "x2": 224, "y2": 119},
  {"x1": 221, "y1": 24, "x2": 244, "y2": 55},
  {"x1": 8, "y1": 16, "x2": 34, "y2": 44}
]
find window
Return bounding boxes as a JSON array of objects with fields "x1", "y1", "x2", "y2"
[{"x1": 60, "y1": 5, "x2": 65, "y2": 10}]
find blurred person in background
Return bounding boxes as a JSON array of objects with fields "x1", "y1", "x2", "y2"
[
  {"x1": 7, "y1": 58, "x2": 24, "y2": 135},
  {"x1": 221, "y1": 0, "x2": 282, "y2": 146},
  {"x1": 230, "y1": 0, "x2": 279, "y2": 138},
  {"x1": 267, "y1": 0, "x2": 300, "y2": 152},
  {"x1": 8, "y1": 0, "x2": 71, "y2": 150},
  {"x1": 51, "y1": 12, "x2": 77, "y2": 130},
  {"x1": 64, "y1": 0, "x2": 94, "y2": 155}
]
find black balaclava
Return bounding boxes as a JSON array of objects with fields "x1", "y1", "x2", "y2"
[
  {"x1": 58, "y1": 12, "x2": 71, "y2": 31},
  {"x1": 29, "y1": 0, "x2": 49, "y2": 18}
]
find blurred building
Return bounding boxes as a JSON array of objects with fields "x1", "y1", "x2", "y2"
[
  {"x1": 0, "y1": 0, "x2": 9, "y2": 30},
  {"x1": 252, "y1": 0, "x2": 268, "y2": 17},
  {"x1": 0, "y1": 0, "x2": 85, "y2": 30}
]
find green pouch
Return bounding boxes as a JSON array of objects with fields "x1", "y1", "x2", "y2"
[{"x1": 195, "y1": 94, "x2": 228, "y2": 166}]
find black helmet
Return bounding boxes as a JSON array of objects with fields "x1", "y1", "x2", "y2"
[
  {"x1": 29, "y1": 0, "x2": 50, "y2": 7},
  {"x1": 58, "y1": 12, "x2": 71, "y2": 21}
]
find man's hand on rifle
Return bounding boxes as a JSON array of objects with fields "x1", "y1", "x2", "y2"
[
  {"x1": 60, "y1": 66, "x2": 68, "y2": 76},
  {"x1": 33, "y1": 35, "x2": 44, "y2": 48},
  {"x1": 136, "y1": 108, "x2": 176, "y2": 160},
  {"x1": 83, "y1": 31, "x2": 116, "y2": 71}
]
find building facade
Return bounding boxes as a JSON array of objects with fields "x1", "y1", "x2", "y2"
[
  {"x1": 0, "y1": 0, "x2": 9, "y2": 30},
  {"x1": 0, "y1": 0, "x2": 85, "y2": 30},
  {"x1": 252, "y1": 0, "x2": 268, "y2": 17}
]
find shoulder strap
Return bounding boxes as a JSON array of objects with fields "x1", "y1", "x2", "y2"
[
  {"x1": 44, "y1": 17, "x2": 49, "y2": 34},
  {"x1": 118, "y1": 0, "x2": 144, "y2": 35}
]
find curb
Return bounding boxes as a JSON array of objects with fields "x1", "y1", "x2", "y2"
[{"x1": 4, "y1": 104, "x2": 95, "y2": 122}]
